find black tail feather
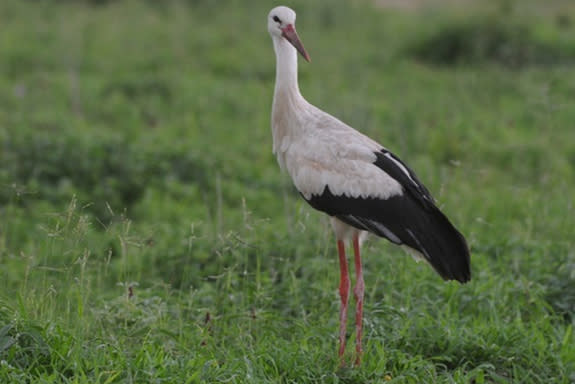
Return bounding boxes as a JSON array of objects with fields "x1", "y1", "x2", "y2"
[{"x1": 404, "y1": 205, "x2": 470, "y2": 283}]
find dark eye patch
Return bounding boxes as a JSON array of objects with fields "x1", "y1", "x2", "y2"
[{"x1": 273, "y1": 15, "x2": 281, "y2": 23}]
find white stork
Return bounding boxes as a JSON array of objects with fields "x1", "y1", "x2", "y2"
[{"x1": 267, "y1": 6, "x2": 471, "y2": 366}]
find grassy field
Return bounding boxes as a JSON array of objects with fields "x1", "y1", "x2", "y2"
[{"x1": 1, "y1": 0, "x2": 574, "y2": 382}]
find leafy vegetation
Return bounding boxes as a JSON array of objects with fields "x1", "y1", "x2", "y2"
[
  {"x1": 1, "y1": 0, "x2": 574, "y2": 382},
  {"x1": 409, "y1": 17, "x2": 575, "y2": 67},
  {"x1": 405, "y1": 11, "x2": 575, "y2": 68}
]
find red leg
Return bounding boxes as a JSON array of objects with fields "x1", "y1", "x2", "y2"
[
  {"x1": 353, "y1": 234, "x2": 365, "y2": 366},
  {"x1": 337, "y1": 240, "x2": 350, "y2": 362}
]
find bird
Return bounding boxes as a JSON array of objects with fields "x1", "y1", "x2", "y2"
[{"x1": 267, "y1": 6, "x2": 471, "y2": 366}]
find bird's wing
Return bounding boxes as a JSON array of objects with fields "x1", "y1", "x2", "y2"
[{"x1": 291, "y1": 117, "x2": 470, "y2": 282}]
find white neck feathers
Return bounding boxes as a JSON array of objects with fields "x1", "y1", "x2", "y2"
[
  {"x1": 272, "y1": 36, "x2": 301, "y2": 95},
  {"x1": 271, "y1": 36, "x2": 309, "y2": 162}
]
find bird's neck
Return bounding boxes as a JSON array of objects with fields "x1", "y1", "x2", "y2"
[
  {"x1": 271, "y1": 36, "x2": 309, "y2": 164},
  {"x1": 272, "y1": 37, "x2": 303, "y2": 99}
]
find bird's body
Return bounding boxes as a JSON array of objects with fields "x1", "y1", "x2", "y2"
[{"x1": 267, "y1": 6, "x2": 470, "y2": 366}]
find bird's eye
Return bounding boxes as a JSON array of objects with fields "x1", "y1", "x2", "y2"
[{"x1": 273, "y1": 15, "x2": 281, "y2": 23}]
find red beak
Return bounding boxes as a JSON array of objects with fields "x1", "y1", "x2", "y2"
[{"x1": 281, "y1": 24, "x2": 311, "y2": 62}]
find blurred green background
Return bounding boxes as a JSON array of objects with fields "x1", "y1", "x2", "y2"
[{"x1": 0, "y1": 0, "x2": 574, "y2": 382}]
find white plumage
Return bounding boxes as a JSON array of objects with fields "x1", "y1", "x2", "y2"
[{"x1": 267, "y1": 6, "x2": 470, "y2": 366}]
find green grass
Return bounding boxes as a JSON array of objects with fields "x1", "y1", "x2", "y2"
[{"x1": 1, "y1": 0, "x2": 574, "y2": 382}]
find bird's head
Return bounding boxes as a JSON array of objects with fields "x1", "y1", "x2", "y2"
[{"x1": 268, "y1": 6, "x2": 310, "y2": 62}]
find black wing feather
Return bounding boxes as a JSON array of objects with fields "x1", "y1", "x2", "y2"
[
  {"x1": 374, "y1": 151, "x2": 433, "y2": 207},
  {"x1": 304, "y1": 149, "x2": 471, "y2": 283}
]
